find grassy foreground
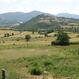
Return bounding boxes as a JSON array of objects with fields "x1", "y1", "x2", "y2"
[{"x1": 0, "y1": 29, "x2": 79, "y2": 79}]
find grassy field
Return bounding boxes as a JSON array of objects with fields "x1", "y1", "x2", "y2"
[{"x1": 0, "y1": 29, "x2": 79, "y2": 79}]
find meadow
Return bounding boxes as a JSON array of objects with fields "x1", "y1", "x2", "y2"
[{"x1": 0, "y1": 29, "x2": 79, "y2": 79}]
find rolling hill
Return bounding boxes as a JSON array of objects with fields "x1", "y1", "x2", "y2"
[
  {"x1": 0, "y1": 11, "x2": 79, "y2": 29},
  {"x1": 15, "y1": 13, "x2": 79, "y2": 31},
  {"x1": 0, "y1": 11, "x2": 43, "y2": 26}
]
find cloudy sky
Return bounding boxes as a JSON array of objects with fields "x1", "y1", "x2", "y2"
[{"x1": 0, "y1": 0, "x2": 79, "y2": 14}]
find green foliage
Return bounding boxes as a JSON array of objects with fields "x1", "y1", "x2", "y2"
[
  {"x1": 4, "y1": 33, "x2": 10, "y2": 37},
  {"x1": 16, "y1": 14, "x2": 61, "y2": 31},
  {"x1": 30, "y1": 66, "x2": 43, "y2": 75},
  {"x1": 25, "y1": 34, "x2": 31, "y2": 42},
  {"x1": 0, "y1": 44, "x2": 79, "y2": 78},
  {"x1": 52, "y1": 31, "x2": 69, "y2": 45},
  {"x1": 43, "y1": 60, "x2": 52, "y2": 67}
]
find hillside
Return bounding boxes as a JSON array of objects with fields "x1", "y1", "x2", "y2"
[
  {"x1": 15, "y1": 14, "x2": 79, "y2": 31},
  {"x1": 15, "y1": 14, "x2": 61, "y2": 31},
  {"x1": 0, "y1": 11, "x2": 79, "y2": 27},
  {"x1": 0, "y1": 11, "x2": 42, "y2": 26}
]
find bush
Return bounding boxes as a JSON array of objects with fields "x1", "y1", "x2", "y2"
[
  {"x1": 52, "y1": 31, "x2": 70, "y2": 45},
  {"x1": 44, "y1": 33, "x2": 48, "y2": 37},
  {"x1": 54, "y1": 34, "x2": 57, "y2": 37},
  {"x1": 30, "y1": 67, "x2": 43, "y2": 75},
  {"x1": 43, "y1": 60, "x2": 52, "y2": 67},
  {"x1": 4, "y1": 33, "x2": 10, "y2": 37},
  {"x1": 25, "y1": 35, "x2": 31, "y2": 42},
  {"x1": 11, "y1": 33, "x2": 14, "y2": 36}
]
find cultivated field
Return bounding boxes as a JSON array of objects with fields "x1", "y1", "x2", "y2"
[{"x1": 0, "y1": 29, "x2": 79, "y2": 79}]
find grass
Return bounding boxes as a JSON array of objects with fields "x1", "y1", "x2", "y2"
[
  {"x1": 0, "y1": 47, "x2": 79, "y2": 79},
  {"x1": 0, "y1": 29, "x2": 79, "y2": 78}
]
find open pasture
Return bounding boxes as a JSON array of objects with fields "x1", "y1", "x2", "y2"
[{"x1": 0, "y1": 29, "x2": 79, "y2": 79}]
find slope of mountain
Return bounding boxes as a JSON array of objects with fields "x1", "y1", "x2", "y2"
[
  {"x1": 0, "y1": 11, "x2": 43, "y2": 26},
  {"x1": 15, "y1": 13, "x2": 79, "y2": 31},
  {"x1": 57, "y1": 13, "x2": 79, "y2": 19}
]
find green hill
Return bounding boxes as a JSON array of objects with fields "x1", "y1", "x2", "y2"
[{"x1": 15, "y1": 14, "x2": 79, "y2": 31}]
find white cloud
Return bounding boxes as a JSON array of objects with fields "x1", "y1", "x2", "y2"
[
  {"x1": 0, "y1": 0, "x2": 79, "y2": 14},
  {"x1": 0, "y1": 0, "x2": 72, "y2": 3},
  {"x1": 0, "y1": 0, "x2": 13, "y2": 3},
  {"x1": 0, "y1": 0, "x2": 21, "y2": 3},
  {"x1": 56, "y1": 0, "x2": 72, "y2": 2}
]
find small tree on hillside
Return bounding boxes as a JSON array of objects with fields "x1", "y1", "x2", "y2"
[
  {"x1": 52, "y1": 31, "x2": 69, "y2": 45},
  {"x1": 25, "y1": 34, "x2": 31, "y2": 47}
]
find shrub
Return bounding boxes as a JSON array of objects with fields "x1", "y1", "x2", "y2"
[
  {"x1": 52, "y1": 31, "x2": 70, "y2": 45},
  {"x1": 44, "y1": 33, "x2": 48, "y2": 37},
  {"x1": 25, "y1": 35, "x2": 31, "y2": 42},
  {"x1": 4, "y1": 33, "x2": 10, "y2": 37},
  {"x1": 30, "y1": 67, "x2": 43, "y2": 75},
  {"x1": 11, "y1": 33, "x2": 14, "y2": 36},
  {"x1": 44, "y1": 61, "x2": 52, "y2": 67}
]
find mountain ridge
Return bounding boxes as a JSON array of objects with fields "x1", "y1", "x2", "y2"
[
  {"x1": 0, "y1": 11, "x2": 43, "y2": 26},
  {"x1": 0, "y1": 11, "x2": 79, "y2": 27},
  {"x1": 57, "y1": 13, "x2": 79, "y2": 19}
]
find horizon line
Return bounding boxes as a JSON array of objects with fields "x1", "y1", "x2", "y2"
[{"x1": 0, "y1": 10, "x2": 79, "y2": 15}]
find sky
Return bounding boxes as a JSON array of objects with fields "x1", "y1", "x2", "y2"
[{"x1": 0, "y1": 0, "x2": 79, "y2": 15}]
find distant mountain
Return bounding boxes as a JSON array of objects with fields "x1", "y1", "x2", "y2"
[
  {"x1": 16, "y1": 13, "x2": 79, "y2": 31},
  {"x1": 57, "y1": 13, "x2": 79, "y2": 19},
  {"x1": 0, "y1": 11, "x2": 43, "y2": 26},
  {"x1": 1, "y1": 11, "x2": 79, "y2": 28}
]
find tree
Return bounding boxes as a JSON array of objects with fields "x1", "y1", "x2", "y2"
[
  {"x1": 25, "y1": 35, "x2": 31, "y2": 47},
  {"x1": 52, "y1": 31, "x2": 69, "y2": 45},
  {"x1": 11, "y1": 33, "x2": 14, "y2": 36},
  {"x1": 44, "y1": 33, "x2": 48, "y2": 37},
  {"x1": 32, "y1": 31, "x2": 35, "y2": 34},
  {"x1": 4, "y1": 33, "x2": 10, "y2": 37}
]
